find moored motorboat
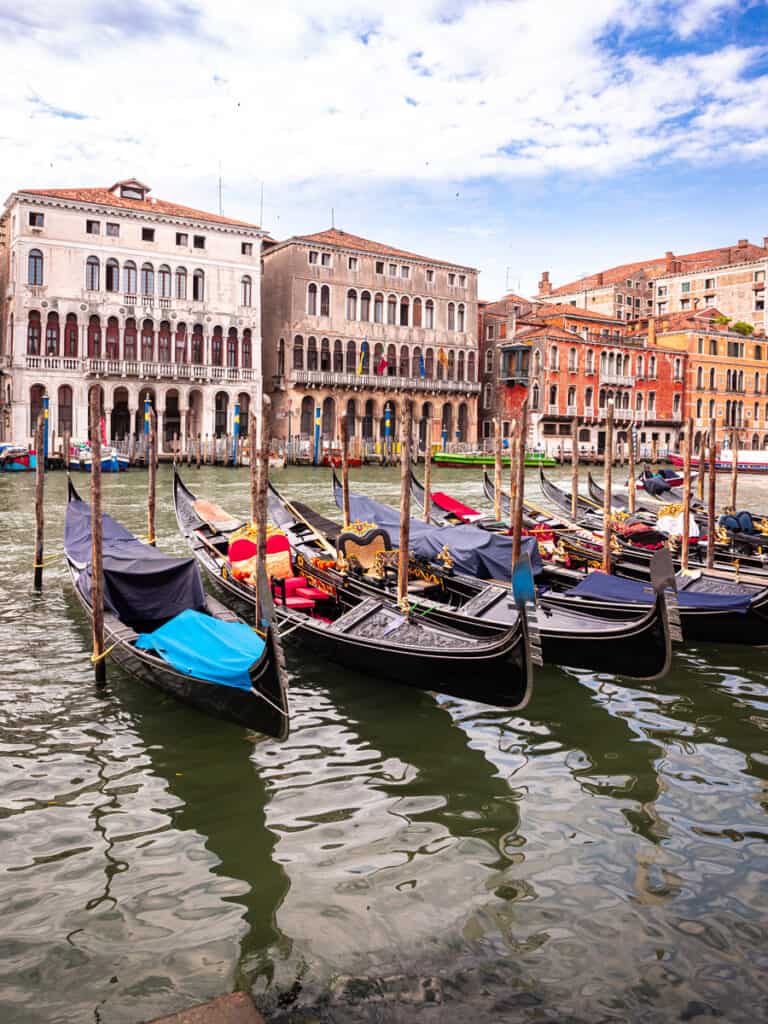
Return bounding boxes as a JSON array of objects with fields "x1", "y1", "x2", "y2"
[
  {"x1": 68, "y1": 441, "x2": 128, "y2": 473},
  {"x1": 64, "y1": 480, "x2": 289, "y2": 736},
  {"x1": 0, "y1": 443, "x2": 36, "y2": 472}
]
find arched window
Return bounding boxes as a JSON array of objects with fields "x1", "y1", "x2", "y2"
[
  {"x1": 413, "y1": 298, "x2": 422, "y2": 327},
  {"x1": 158, "y1": 265, "x2": 172, "y2": 298},
  {"x1": 88, "y1": 315, "x2": 102, "y2": 358},
  {"x1": 241, "y1": 275, "x2": 253, "y2": 307},
  {"x1": 307, "y1": 336, "x2": 318, "y2": 371},
  {"x1": 637, "y1": 354, "x2": 644, "y2": 376},
  {"x1": 158, "y1": 321, "x2": 171, "y2": 363},
  {"x1": 533, "y1": 350, "x2": 541, "y2": 375},
  {"x1": 425, "y1": 299, "x2": 434, "y2": 329},
  {"x1": 425, "y1": 347, "x2": 434, "y2": 378},
  {"x1": 567, "y1": 385, "x2": 576, "y2": 408},
  {"x1": 58, "y1": 384, "x2": 73, "y2": 435},
  {"x1": 141, "y1": 319, "x2": 154, "y2": 361},
  {"x1": 374, "y1": 293, "x2": 384, "y2": 324},
  {"x1": 307, "y1": 282, "x2": 318, "y2": 315},
  {"x1": 333, "y1": 339, "x2": 343, "y2": 372},
  {"x1": 140, "y1": 262, "x2": 154, "y2": 296},
  {"x1": 649, "y1": 355, "x2": 656, "y2": 378},
  {"x1": 227, "y1": 328, "x2": 238, "y2": 367},
  {"x1": 277, "y1": 338, "x2": 285, "y2": 375},
  {"x1": 191, "y1": 324, "x2": 204, "y2": 364},
  {"x1": 373, "y1": 343, "x2": 384, "y2": 375},
  {"x1": 123, "y1": 260, "x2": 137, "y2": 295},
  {"x1": 64, "y1": 313, "x2": 78, "y2": 357},
  {"x1": 457, "y1": 304, "x2": 465, "y2": 332},
  {"x1": 447, "y1": 302, "x2": 456, "y2": 331},
  {"x1": 467, "y1": 352, "x2": 476, "y2": 381},
  {"x1": 320, "y1": 284, "x2": 330, "y2": 317},
  {"x1": 447, "y1": 350, "x2": 455, "y2": 379},
  {"x1": 483, "y1": 383, "x2": 492, "y2": 410},
  {"x1": 674, "y1": 357, "x2": 682, "y2": 379},
  {"x1": 346, "y1": 289, "x2": 357, "y2": 320},
  {"x1": 346, "y1": 340, "x2": 356, "y2": 372},
  {"x1": 175, "y1": 266, "x2": 187, "y2": 299},
  {"x1": 105, "y1": 258, "x2": 119, "y2": 292},
  {"x1": 387, "y1": 294, "x2": 397, "y2": 325},
  {"x1": 457, "y1": 351, "x2": 465, "y2": 380},
  {"x1": 300, "y1": 396, "x2": 314, "y2": 435},
  {"x1": 387, "y1": 344, "x2": 396, "y2": 376},
  {"x1": 399, "y1": 345, "x2": 409, "y2": 376},
  {"x1": 585, "y1": 386, "x2": 593, "y2": 407},
  {"x1": 400, "y1": 296, "x2": 409, "y2": 326},
  {"x1": 412, "y1": 346, "x2": 422, "y2": 377},
  {"x1": 214, "y1": 391, "x2": 228, "y2": 437},
  {"x1": 242, "y1": 329, "x2": 252, "y2": 368},
  {"x1": 27, "y1": 311, "x2": 41, "y2": 354},
  {"x1": 175, "y1": 322, "x2": 187, "y2": 364},
  {"x1": 568, "y1": 347, "x2": 577, "y2": 372},
  {"x1": 550, "y1": 345, "x2": 559, "y2": 370},
  {"x1": 45, "y1": 312, "x2": 59, "y2": 356},
  {"x1": 192, "y1": 269, "x2": 204, "y2": 302},
  {"x1": 696, "y1": 367, "x2": 703, "y2": 388},
  {"x1": 211, "y1": 327, "x2": 223, "y2": 366},
  {"x1": 320, "y1": 338, "x2": 331, "y2": 371},
  {"x1": 124, "y1": 318, "x2": 137, "y2": 360},
  {"x1": 86, "y1": 256, "x2": 100, "y2": 291},
  {"x1": 28, "y1": 249, "x2": 43, "y2": 286},
  {"x1": 710, "y1": 367, "x2": 716, "y2": 389},
  {"x1": 585, "y1": 350, "x2": 594, "y2": 372},
  {"x1": 106, "y1": 316, "x2": 119, "y2": 358},
  {"x1": 360, "y1": 291, "x2": 371, "y2": 321},
  {"x1": 293, "y1": 335, "x2": 304, "y2": 370},
  {"x1": 485, "y1": 349, "x2": 494, "y2": 373}
]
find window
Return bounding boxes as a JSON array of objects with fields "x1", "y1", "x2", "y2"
[
  {"x1": 486, "y1": 324, "x2": 495, "y2": 340},
  {"x1": 387, "y1": 294, "x2": 397, "y2": 324},
  {"x1": 375, "y1": 260, "x2": 384, "y2": 274},
  {"x1": 123, "y1": 261, "x2": 137, "y2": 295},
  {"x1": 86, "y1": 256, "x2": 100, "y2": 290},
  {"x1": 193, "y1": 235, "x2": 206, "y2": 249},
  {"x1": 320, "y1": 252, "x2": 331, "y2": 267},
  {"x1": 211, "y1": 327, "x2": 223, "y2": 366},
  {"x1": 176, "y1": 232, "x2": 188, "y2": 246},
  {"x1": 459, "y1": 275, "x2": 466, "y2": 288},
  {"x1": 425, "y1": 298, "x2": 434, "y2": 329},
  {"x1": 674, "y1": 394, "x2": 681, "y2": 415},
  {"x1": 626, "y1": 279, "x2": 632, "y2": 287},
  {"x1": 28, "y1": 249, "x2": 43, "y2": 286},
  {"x1": 755, "y1": 345, "x2": 763, "y2": 361},
  {"x1": 346, "y1": 289, "x2": 357, "y2": 320},
  {"x1": 158, "y1": 264, "x2": 171, "y2": 298},
  {"x1": 29, "y1": 212, "x2": 44, "y2": 227},
  {"x1": 483, "y1": 383, "x2": 492, "y2": 409},
  {"x1": 656, "y1": 286, "x2": 667, "y2": 296},
  {"x1": 106, "y1": 222, "x2": 119, "y2": 237},
  {"x1": 447, "y1": 302, "x2": 455, "y2": 331},
  {"x1": 140, "y1": 262, "x2": 154, "y2": 295},
  {"x1": 696, "y1": 367, "x2": 704, "y2": 388},
  {"x1": 374, "y1": 292, "x2": 384, "y2": 324},
  {"x1": 705, "y1": 278, "x2": 715, "y2": 289},
  {"x1": 360, "y1": 291, "x2": 371, "y2": 321},
  {"x1": 448, "y1": 273, "x2": 456, "y2": 286},
  {"x1": 142, "y1": 227, "x2": 155, "y2": 242},
  {"x1": 710, "y1": 339, "x2": 718, "y2": 355},
  {"x1": 308, "y1": 251, "x2": 318, "y2": 264},
  {"x1": 681, "y1": 281, "x2": 690, "y2": 293},
  {"x1": 426, "y1": 269, "x2": 434, "y2": 284},
  {"x1": 27, "y1": 311, "x2": 41, "y2": 354},
  {"x1": 320, "y1": 284, "x2": 330, "y2": 316},
  {"x1": 680, "y1": 299, "x2": 690, "y2": 309},
  {"x1": 192, "y1": 269, "x2": 204, "y2": 301},
  {"x1": 175, "y1": 266, "x2": 187, "y2": 299},
  {"x1": 617, "y1": 294, "x2": 623, "y2": 304},
  {"x1": 86, "y1": 220, "x2": 100, "y2": 235},
  {"x1": 307, "y1": 336, "x2": 318, "y2": 371},
  {"x1": 648, "y1": 392, "x2": 656, "y2": 411},
  {"x1": 401, "y1": 266, "x2": 409, "y2": 279},
  {"x1": 485, "y1": 349, "x2": 494, "y2": 373},
  {"x1": 241, "y1": 242, "x2": 253, "y2": 256},
  {"x1": 241, "y1": 275, "x2": 253, "y2": 307},
  {"x1": 191, "y1": 324, "x2": 203, "y2": 364},
  {"x1": 243, "y1": 330, "x2": 252, "y2": 369},
  {"x1": 105, "y1": 259, "x2": 119, "y2": 292},
  {"x1": 227, "y1": 328, "x2": 238, "y2": 367},
  {"x1": 348, "y1": 256, "x2": 358, "y2": 271},
  {"x1": 550, "y1": 345, "x2": 559, "y2": 370},
  {"x1": 413, "y1": 297, "x2": 422, "y2": 327},
  {"x1": 141, "y1": 319, "x2": 153, "y2": 360},
  {"x1": 389, "y1": 263, "x2": 397, "y2": 276},
  {"x1": 64, "y1": 314, "x2": 78, "y2": 357},
  {"x1": 457, "y1": 304, "x2": 465, "y2": 332},
  {"x1": 307, "y1": 282, "x2": 318, "y2": 315}
]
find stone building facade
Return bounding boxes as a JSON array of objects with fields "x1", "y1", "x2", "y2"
[
  {"x1": 261, "y1": 228, "x2": 480, "y2": 454},
  {"x1": 628, "y1": 307, "x2": 768, "y2": 452},
  {"x1": 0, "y1": 178, "x2": 264, "y2": 449}
]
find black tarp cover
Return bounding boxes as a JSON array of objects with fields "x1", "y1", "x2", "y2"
[
  {"x1": 65, "y1": 498, "x2": 206, "y2": 628},
  {"x1": 334, "y1": 488, "x2": 543, "y2": 582}
]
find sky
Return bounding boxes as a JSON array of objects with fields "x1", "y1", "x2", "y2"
[{"x1": 1, "y1": 0, "x2": 767, "y2": 297}]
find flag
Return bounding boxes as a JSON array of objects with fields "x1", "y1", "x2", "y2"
[
  {"x1": 438, "y1": 347, "x2": 448, "y2": 368},
  {"x1": 376, "y1": 356, "x2": 388, "y2": 375},
  {"x1": 418, "y1": 354, "x2": 426, "y2": 378},
  {"x1": 357, "y1": 337, "x2": 368, "y2": 375}
]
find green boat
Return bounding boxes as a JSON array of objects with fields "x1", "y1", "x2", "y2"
[{"x1": 432, "y1": 450, "x2": 557, "y2": 468}]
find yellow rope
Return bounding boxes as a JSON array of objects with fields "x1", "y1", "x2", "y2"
[
  {"x1": 90, "y1": 640, "x2": 119, "y2": 664},
  {"x1": 32, "y1": 552, "x2": 64, "y2": 568}
]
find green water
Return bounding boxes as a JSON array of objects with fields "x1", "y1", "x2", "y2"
[{"x1": 1, "y1": 465, "x2": 766, "y2": 1023}]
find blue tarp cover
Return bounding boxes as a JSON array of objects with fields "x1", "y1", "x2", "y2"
[
  {"x1": 337, "y1": 489, "x2": 543, "y2": 582},
  {"x1": 570, "y1": 572, "x2": 752, "y2": 614},
  {"x1": 136, "y1": 609, "x2": 265, "y2": 690}
]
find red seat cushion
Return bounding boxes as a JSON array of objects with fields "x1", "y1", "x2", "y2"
[
  {"x1": 275, "y1": 596, "x2": 315, "y2": 610},
  {"x1": 283, "y1": 576, "x2": 307, "y2": 596},
  {"x1": 229, "y1": 537, "x2": 257, "y2": 563},
  {"x1": 295, "y1": 586, "x2": 330, "y2": 601}
]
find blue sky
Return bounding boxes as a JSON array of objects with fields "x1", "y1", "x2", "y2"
[{"x1": 1, "y1": 0, "x2": 767, "y2": 296}]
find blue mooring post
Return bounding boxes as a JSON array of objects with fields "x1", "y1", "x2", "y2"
[
  {"x1": 42, "y1": 392, "x2": 49, "y2": 468},
  {"x1": 441, "y1": 427, "x2": 448, "y2": 451},
  {"x1": 385, "y1": 406, "x2": 391, "y2": 459},
  {"x1": 313, "y1": 405, "x2": 321, "y2": 466},
  {"x1": 232, "y1": 402, "x2": 240, "y2": 466},
  {"x1": 143, "y1": 393, "x2": 150, "y2": 463}
]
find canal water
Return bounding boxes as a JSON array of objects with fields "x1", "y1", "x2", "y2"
[{"x1": 1, "y1": 464, "x2": 766, "y2": 1023}]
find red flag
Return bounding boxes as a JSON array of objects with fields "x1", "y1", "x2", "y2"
[
  {"x1": 100, "y1": 415, "x2": 107, "y2": 444},
  {"x1": 376, "y1": 356, "x2": 388, "y2": 375}
]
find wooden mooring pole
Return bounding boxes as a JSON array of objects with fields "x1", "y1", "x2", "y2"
[
  {"x1": 681, "y1": 416, "x2": 693, "y2": 573},
  {"x1": 33, "y1": 414, "x2": 45, "y2": 591},
  {"x1": 398, "y1": 401, "x2": 413, "y2": 606},
  {"x1": 602, "y1": 402, "x2": 614, "y2": 574},
  {"x1": 422, "y1": 419, "x2": 432, "y2": 523},
  {"x1": 627, "y1": 422, "x2": 636, "y2": 515},
  {"x1": 340, "y1": 415, "x2": 351, "y2": 528},
  {"x1": 147, "y1": 407, "x2": 157, "y2": 546},
  {"x1": 511, "y1": 400, "x2": 528, "y2": 566},
  {"x1": 570, "y1": 416, "x2": 579, "y2": 523},
  {"x1": 494, "y1": 417, "x2": 503, "y2": 522},
  {"x1": 90, "y1": 387, "x2": 106, "y2": 686},
  {"x1": 707, "y1": 419, "x2": 717, "y2": 570},
  {"x1": 254, "y1": 396, "x2": 271, "y2": 627},
  {"x1": 729, "y1": 429, "x2": 738, "y2": 510}
]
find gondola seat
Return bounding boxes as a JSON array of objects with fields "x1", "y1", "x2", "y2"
[
  {"x1": 337, "y1": 521, "x2": 392, "y2": 576},
  {"x1": 265, "y1": 533, "x2": 330, "y2": 609}
]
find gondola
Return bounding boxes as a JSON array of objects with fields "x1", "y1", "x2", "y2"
[
  {"x1": 410, "y1": 469, "x2": 508, "y2": 530},
  {"x1": 539, "y1": 468, "x2": 768, "y2": 574},
  {"x1": 64, "y1": 480, "x2": 289, "y2": 738},
  {"x1": 173, "y1": 468, "x2": 533, "y2": 709},
  {"x1": 477, "y1": 473, "x2": 768, "y2": 643},
  {"x1": 328, "y1": 473, "x2": 673, "y2": 679}
]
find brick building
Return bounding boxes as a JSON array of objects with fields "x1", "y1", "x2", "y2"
[
  {"x1": 261, "y1": 228, "x2": 480, "y2": 455},
  {"x1": 628, "y1": 307, "x2": 768, "y2": 453}
]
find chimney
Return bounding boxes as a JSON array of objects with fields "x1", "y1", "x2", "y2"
[
  {"x1": 737, "y1": 238, "x2": 748, "y2": 248},
  {"x1": 763, "y1": 236, "x2": 768, "y2": 251},
  {"x1": 596, "y1": 272, "x2": 604, "y2": 286},
  {"x1": 538, "y1": 271, "x2": 551, "y2": 296},
  {"x1": 648, "y1": 317, "x2": 656, "y2": 347},
  {"x1": 665, "y1": 250, "x2": 674, "y2": 272}
]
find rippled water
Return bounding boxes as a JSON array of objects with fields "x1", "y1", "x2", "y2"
[{"x1": 1, "y1": 464, "x2": 767, "y2": 1023}]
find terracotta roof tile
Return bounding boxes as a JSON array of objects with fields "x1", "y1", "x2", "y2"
[
  {"x1": 277, "y1": 227, "x2": 474, "y2": 269},
  {"x1": 18, "y1": 186, "x2": 260, "y2": 230}
]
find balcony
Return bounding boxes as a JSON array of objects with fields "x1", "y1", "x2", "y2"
[
  {"x1": 566, "y1": 405, "x2": 577, "y2": 416},
  {"x1": 290, "y1": 369, "x2": 480, "y2": 394},
  {"x1": 547, "y1": 403, "x2": 559, "y2": 415},
  {"x1": 81, "y1": 358, "x2": 256, "y2": 383},
  {"x1": 599, "y1": 372, "x2": 635, "y2": 386},
  {"x1": 23, "y1": 354, "x2": 81, "y2": 372}
]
